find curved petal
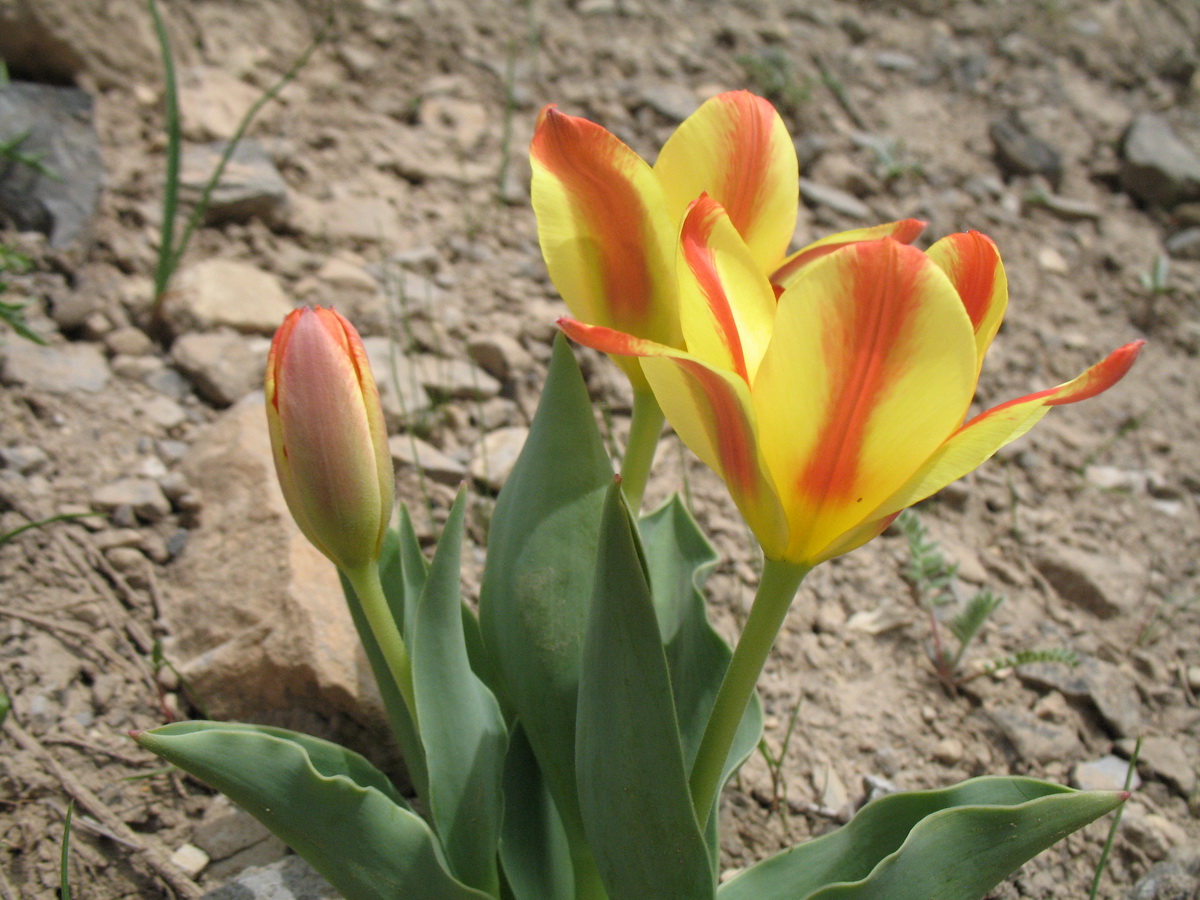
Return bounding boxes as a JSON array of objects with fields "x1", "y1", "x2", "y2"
[
  {"x1": 654, "y1": 91, "x2": 798, "y2": 273},
  {"x1": 530, "y1": 105, "x2": 680, "y2": 351},
  {"x1": 771, "y1": 219, "x2": 927, "y2": 291},
  {"x1": 871, "y1": 340, "x2": 1145, "y2": 518},
  {"x1": 676, "y1": 195, "x2": 777, "y2": 382},
  {"x1": 752, "y1": 240, "x2": 977, "y2": 564},
  {"x1": 926, "y1": 231, "x2": 1007, "y2": 371},
  {"x1": 558, "y1": 317, "x2": 672, "y2": 359},
  {"x1": 640, "y1": 354, "x2": 789, "y2": 559}
]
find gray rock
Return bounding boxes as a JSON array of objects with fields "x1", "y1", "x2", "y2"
[
  {"x1": 989, "y1": 113, "x2": 1063, "y2": 187},
  {"x1": 1034, "y1": 544, "x2": 1144, "y2": 618},
  {"x1": 180, "y1": 140, "x2": 288, "y2": 225},
  {"x1": 1085, "y1": 465, "x2": 1148, "y2": 492},
  {"x1": 412, "y1": 353, "x2": 501, "y2": 401},
  {"x1": 388, "y1": 434, "x2": 466, "y2": 486},
  {"x1": 467, "y1": 334, "x2": 532, "y2": 382},
  {"x1": 469, "y1": 426, "x2": 530, "y2": 491},
  {"x1": 1, "y1": 340, "x2": 111, "y2": 393},
  {"x1": 1121, "y1": 806, "x2": 1188, "y2": 863},
  {"x1": 166, "y1": 259, "x2": 293, "y2": 336},
  {"x1": 1071, "y1": 754, "x2": 1141, "y2": 792},
  {"x1": 172, "y1": 331, "x2": 269, "y2": 408},
  {"x1": 1018, "y1": 657, "x2": 1143, "y2": 738},
  {"x1": 139, "y1": 395, "x2": 189, "y2": 431},
  {"x1": 0, "y1": 444, "x2": 49, "y2": 475},
  {"x1": 1165, "y1": 227, "x2": 1200, "y2": 261},
  {"x1": 201, "y1": 854, "x2": 336, "y2": 900},
  {"x1": 193, "y1": 794, "x2": 286, "y2": 878},
  {"x1": 104, "y1": 326, "x2": 154, "y2": 357},
  {"x1": 799, "y1": 177, "x2": 871, "y2": 219},
  {"x1": 1127, "y1": 847, "x2": 1200, "y2": 900},
  {"x1": 1118, "y1": 735, "x2": 1197, "y2": 798},
  {"x1": 1121, "y1": 114, "x2": 1200, "y2": 208},
  {"x1": 0, "y1": 82, "x2": 104, "y2": 247},
  {"x1": 640, "y1": 84, "x2": 698, "y2": 123},
  {"x1": 92, "y1": 477, "x2": 171, "y2": 523},
  {"x1": 990, "y1": 706, "x2": 1081, "y2": 765}
]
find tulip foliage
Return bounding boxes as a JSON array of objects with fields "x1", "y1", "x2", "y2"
[{"x1": 135, "y1": 92, "x2": 1142, "y2": 900}]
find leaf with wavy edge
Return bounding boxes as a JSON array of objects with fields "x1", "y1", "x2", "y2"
[
  {"x1": 719, "y1": 776, "x2": 1124, "y2": 900},
  {"x1": 135, "y1": 722, "x2": 491, "y2": 900}
]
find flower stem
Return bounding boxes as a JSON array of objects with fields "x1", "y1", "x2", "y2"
[
  {"x1": 344, "y1": 561, "x2": 418, "y2": 728},
  {"x1": 689, "y1": 557, "x2": 810, "y2": 830},
  {"x1": 620, "y1": 390, "x2": 665, "y2": 513}
]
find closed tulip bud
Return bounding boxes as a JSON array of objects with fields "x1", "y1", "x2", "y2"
[{"x1": 265, "y1": 307, "x2": 393, "y2": 573}]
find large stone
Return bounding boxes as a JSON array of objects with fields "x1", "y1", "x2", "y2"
[
  {"x1": 180, "y1": 140, "x2": 288, "y2": 225},
  {"x1": 1018, "y1": 656, "x2": 1143, "y2": 738},
  {"x1": 988, "y1": 113, "x2": 1063, "y2": 187},
  {"x1": 1121, "y1": 113, "x2": 1200, "y2": 207},
  {"x1": 989, "y1": 706, "x2": 1081, "y2": 765},
  {"x1": 178, "y1": 66, "x2": 273, "y2": 142},
  {"x1": 1118, "y1": 735, "x2": 1197, "y2": 798},
  {"x1": 0, "y1": 82, "x2": 104, "y2": 247},
  {"x1": 167, "y1": 259, "x2": 293, "y2": 336},
  {"x1": 164, "y1": 395, "x2": 384, "y2": 728},
  {"x1": 172, "y1": 330, "x2": 269, "y2": 407},
  {"x1": 201, "y1": 854, "x2": 336, "y2": 900},
  {"x1": 1034, "y1": 544, "x2": 1144, "y2": 618},
  {"x1": 92, "y1": 477, "x2": 172, "y2": 523},
  {"x1": 469, "y1": 426, "x2": 529, "y2": 492},
  {"x1": 0, "y1": 340, "x2": 110, "y2": 393},
  {"x1": 388, "y1": 434, "x2": 466, "y2": 486}
]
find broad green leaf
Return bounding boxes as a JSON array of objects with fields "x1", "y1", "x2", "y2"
[
  {"x1": 136, "y1": 722, "x2": 490, "y2": 900},
  {"x1": 639, "y1": 496, "x2": 763, "y2": 785},
  {"x1": 340, "y1": 527, "x2": 429, "y2": 806},
  {"x1": 577, "y1": 481, "x2": 714, "y2": 900},
  {"x1": 500, "y1": 723, "x2": 575, "y2": 900},
  {"x1": 479, "y1": 334, "x2": 613, "y2": 851},
  {"x1": 718, "y1": 776, "x2": 1125, "y2": 900},
  {"x1": 413, "y1": 489, "x2": 507, "y2": 896}
]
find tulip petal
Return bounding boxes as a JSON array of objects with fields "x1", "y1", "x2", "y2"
[
  {"x1": 654, "y1": 91, "x2": 798, "y2": 273},
  {"x1": 771, "y1": 219, "x2": 926, "y2": 291},
  {"x1": 872, "y1": 340, "x2": 1145, "y2": 519},
  {"x1": 530, "y1": 106, "x2": 679, "y2": 355},
  {"x1": 926, "y1": 231, "x2": 1007, "y2": 370},
  {"x1": 640, "y1": 354, "x2": 789, "y2": 559},
  {"x1": 752, "y1": 240, "x2": 977, "y2": 563},
  {"x1": 676, "y1": 195, "x2": 777, "y2": 383}
]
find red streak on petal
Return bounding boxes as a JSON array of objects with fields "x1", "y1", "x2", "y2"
[
  {"x1": 531, "y1": 107, "x2": 655, "y2": 329},
  {"x1": 711, "y1": 92, "x2": 776, "y2": 241},
  {"x1": 682, "y1": 196, "x2": 748, "y2": 382},
  {"x1": 677, "y1": 358, "x2": 761, "y2": 501},
  {"x1": 770, "y1": 219, "x2": 927, "y2": 288},
  {"x1": 939, "y1": 231, "x2": 999, "y2": 331},
  {"x1": 961, "y1": 340, "x2": 1145, "y2": 428},
  {"x1": 557, "y1": 317, "x2": 661, "y2": 357},
  {"x1": 798, "y1": 241, "x2": 925, "y2": 504}
]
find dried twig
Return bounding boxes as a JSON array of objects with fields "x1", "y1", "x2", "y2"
[{"x1": 3, "y1": 715, "x2": 203, "y2": 900}]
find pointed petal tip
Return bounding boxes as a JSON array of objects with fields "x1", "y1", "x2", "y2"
[{"x1": 1047, "y1": 339, "x2": 1145, "y2": 407}]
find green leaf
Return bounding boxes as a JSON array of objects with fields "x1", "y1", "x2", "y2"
[
  {"x1": 639, "y1": 496, "x2": 763, "y2": 784},
  {"x1": 413, "y1": 489, "x2": 507, "y2": 895},
  {"x1": 718, "y1": 776, "x2": 1125, "y2": 900},
  {"x1": 499, "y1": 723, "x2": 575, "y2": 900},
  {"x1": 577, "y1": 481, "x2": 714, "y2": 900},
  {"x1": 136, "y1": 721, "x2": 491, "y2": 900},
  {"x1": 479, "y1": 334, "x2": 613, "y2": 850},
  {"x1": 341, "y1": 521, "x2": 428, "y2": 805}
]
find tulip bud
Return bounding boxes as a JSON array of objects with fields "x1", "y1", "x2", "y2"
[{"x1": 265, "y1": 307, "x2": 393, "y2": 573}]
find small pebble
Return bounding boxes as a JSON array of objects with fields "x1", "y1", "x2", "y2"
[{"x1": 170, "y1": 842, "x2": 210, "y2": 878}]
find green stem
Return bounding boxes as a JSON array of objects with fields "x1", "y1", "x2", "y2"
[
  {"x1": 689, "y1": 557, "x2": 810, "y2": 830},
  {"x1": 344, "y1": 561, "x2": 417, "y2": 728},
  {"x1": 619, "y1": 390, "x2": 664, "y2": 514}
]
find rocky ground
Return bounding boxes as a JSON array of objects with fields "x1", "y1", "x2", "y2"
[{"x1": 1, "y1": 0, "x2": 1198, "y2": 898}]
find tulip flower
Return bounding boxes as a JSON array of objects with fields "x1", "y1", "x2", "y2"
[
  {"x1": 562, "y1": 198, "x2": 1142, "y2": 567},
  {"x1": 265, "y1": 306, "x2": 394, "y2": 573},
  {"x1": 530, "y1": 90, "x2": 923, "y2": 507}
]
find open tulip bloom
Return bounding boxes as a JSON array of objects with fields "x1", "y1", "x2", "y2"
[{"x1": 134, "y1": 92, "x2": 1142, "y2": 900}]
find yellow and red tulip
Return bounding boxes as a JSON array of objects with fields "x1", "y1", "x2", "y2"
[
  {"x1": 265, "y1": 306, "x2": 394, "y2": 573},
  {"x1": 530, "y1": 91, "x2": 927, "y2": 388},
  {"x1": 561, "y1": 196, "x2": 1143, "y2": 567}
]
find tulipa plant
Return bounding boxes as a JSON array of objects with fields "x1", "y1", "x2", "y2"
[{"x1": 135, "y1": 92, "x2": 1142, "y2": 900}]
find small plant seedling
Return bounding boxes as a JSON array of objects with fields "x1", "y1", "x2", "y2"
[
  {"x1": 0, "y1": 511, "x2": 105, "y2": 547},
  {"x1": 1135, "y1": 592, "x2": 1198, "y2": 647},
  {"x1": 897, "y1": 508, "x2": 1078, "y2": 693},
  {"x1": 60, "y1": 800, "x2": 75, "y2": 900},
  {"x1": 0, "y1": 244, "x2": 45, "y2": 344},
  {"x1": 756, "y1": 701, "x2": 802, "y2": 832},
  {"x1": 736, "y1": 48, "x2": 812, "y2": 118},
  {"x1": 1138, "y1": 253, "x2": 1173, "y2": 296}
]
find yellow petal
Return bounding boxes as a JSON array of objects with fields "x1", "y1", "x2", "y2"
[
  {"x1": 530, "y1": 106, "x2": 680, "y2": 355},
  {"x1": 751, "y1": 240, "x2": 977, "y2": 564},
  {"x1": 870, "y1": 340, "x2": 1146, "y2": 519},
  {"x1": 771, "y1": 219, "x2": 926, "y2": 291},
  {"x1": 640, "y1": 353, "x2": 789, "y2": 558},
  {"x1": 676, "y1": 195, "x2": 777, "y2": 382},
  {"x1": 925, "y1": 231, "x2": 1008, "y2": 372},
  {"x1": 654, "y1": 91, "x2": 798, "y2": 273}
]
